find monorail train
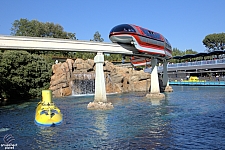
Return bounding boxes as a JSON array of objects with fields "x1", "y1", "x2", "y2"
[
  {"x1": 109, "y1": 24, "x2": 172, "y2": 59},
  {"x1": 130, "y1": 56, "x2": 151, "y2": 67}
]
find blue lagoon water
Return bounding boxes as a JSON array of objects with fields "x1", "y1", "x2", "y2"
[{"x1": 0, "y1": 86, "x2": 225, "y2": 149}]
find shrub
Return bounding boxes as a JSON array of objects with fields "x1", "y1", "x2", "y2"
[{"x1": 0, "y1": 50, "x2": 52, "y2": 101}]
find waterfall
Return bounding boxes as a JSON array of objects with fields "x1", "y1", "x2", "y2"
[{"x1": 71, "y1": 73, "x2": 95, "y2": 95}]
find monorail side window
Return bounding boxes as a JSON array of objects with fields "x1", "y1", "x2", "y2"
[{"x1": 165, "y1": 38, "x2": 171, "y2": 46}]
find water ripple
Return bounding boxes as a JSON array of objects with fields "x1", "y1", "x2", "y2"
[{"x1": 0, "y1": 87, "x2": 225, "y2": 149}]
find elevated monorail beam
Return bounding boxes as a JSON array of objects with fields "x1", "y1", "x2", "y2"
[
  {"x1": 0, "y1": 35, "x2": 133, "y2": 55},
  {"x1": 0, "y1": 35, "x2": 169, "y2": 61}
]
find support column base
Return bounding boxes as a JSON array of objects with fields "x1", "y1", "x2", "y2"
[
  {"x1": 146, "y1": 93, "x2": 165, "y2": 99},
  {"x1": 87, "y1": 102, "x2": 114, "y2": 110},
  {"x1": 164, "y1": 86, "x2": 173, "y2": 92}
]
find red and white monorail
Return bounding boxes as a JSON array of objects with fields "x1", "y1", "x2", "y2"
[{"x1": 109, "y1": 24, "x2": 172, "y2": 59}]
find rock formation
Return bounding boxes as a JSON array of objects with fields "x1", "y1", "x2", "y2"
[
  {"x1": 49, "y1": 58, "x2": 171, "y2": 97},
  {"x1": 87, "y1": 101, "x2": 114, "y2": 110},
  {"x1": 50, "y1": 59, "x2": 74, "y2": 97}
]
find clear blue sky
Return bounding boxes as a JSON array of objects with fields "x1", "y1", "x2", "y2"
[{"x1": 0, "y1": 0, "x2": 224, "y2": 52}]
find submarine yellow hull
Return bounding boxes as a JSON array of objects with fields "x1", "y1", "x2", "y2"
[{"x1": 35, "y1": 90, "x2": 63, "y2": 126}]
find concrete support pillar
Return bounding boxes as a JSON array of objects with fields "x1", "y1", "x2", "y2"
[
  {"x1": 146, "y1": 58, "x2": 165, "y2": 99},
  {"x1": 150, "y1": 58, "x2": 160, "y2": 93},
  {"x1": 94, "y1": 52, "x2": 107, "y2": 102},
  {"x1": 87, "y1": 52, "x2": 113, "y2": 110},
  {"x1": 162, "y1": 60, "x2": 169, "y2": 86},
  {"x1": 162, "y1": 60, "x2": 173, "y2": 92}
]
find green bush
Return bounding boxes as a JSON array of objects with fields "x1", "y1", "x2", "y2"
[{"x1": 0, "y1": 50, "x2": 52, "y2": 101}]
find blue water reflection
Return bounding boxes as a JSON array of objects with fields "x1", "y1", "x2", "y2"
[{"x1": 0, "y1": 86, "x2": 225, "y2": 149}]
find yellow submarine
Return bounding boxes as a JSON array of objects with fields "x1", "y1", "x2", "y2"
[
  {"x1": 183, "y1": 76, "x2": 205, "y2": 82},
  {"x1": 35, "y1": 90, "x2": 63, "y2": 126}
]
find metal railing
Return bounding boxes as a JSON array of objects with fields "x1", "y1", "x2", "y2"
[
  {"x1": 144, "y1": 59, "x2": 225, "y2": 73},
  {"x1": 165, "y1": 59, "x2": 225, "y2": 69},
  {"x1": 169, "y1": 80, "x2": 225, "y2": 86}
]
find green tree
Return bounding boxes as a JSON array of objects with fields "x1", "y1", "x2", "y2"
[
  {"x1": 10, "y1": 18, "x2": 77, "y2": 58},
  {"x1": 0, "y1": 50, "x2": 52, "y2": 101},
  {"x1": 172, "y1": 48, "x2": 184, "y2": 56},
  {"x1": 105, "y1": 54, "x2": 123, "y2": 61},
  {"x1": 171, "y1": 48, "x2": 198, "y2": 63},
  {"x1": 172, "y1": 48, "x2": 197, "y2": 56},
  {"x1": 90, "y1": 31, "x2": 104, "y2": 42},
  {"x1": 203, "y1": 33, "x2": 225, "y2": 52},
  {"x1": 11, "y1": 18, "x2": 76, "y2": 39}
]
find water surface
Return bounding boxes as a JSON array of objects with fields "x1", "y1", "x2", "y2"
[{"x1": 0, "y1": 86, "x2": 225, "y2": 149}]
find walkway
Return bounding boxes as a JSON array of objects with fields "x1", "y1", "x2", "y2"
[
  {"x1": 169, "y1": 81, "x2": 225, "y2": 86},
  {"x1": 144, "y1": 59, "x2": 225, "y2": 73}
]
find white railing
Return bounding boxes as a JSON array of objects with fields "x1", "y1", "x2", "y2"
[
  {"x1": 144, "y1": 59, "x2": 225, "y2": 73},
  {"x1": 166, "y1": 59, "x2": 225, "y2": 68}
]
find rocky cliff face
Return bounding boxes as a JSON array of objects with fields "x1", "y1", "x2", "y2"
[{"x1": 49, "y1": 58, "x2": 151, "y2": 97}]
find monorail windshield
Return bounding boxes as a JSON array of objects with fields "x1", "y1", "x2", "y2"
[
  {"x1": 165, "y1": 38, "x2": 172, "y2": 49},
  {"x1": 110, "y1": 24, "x2": 136, "y2": 33},
  {"x1": 165, "y1": 38, "x2": 171, "y2": 46}
]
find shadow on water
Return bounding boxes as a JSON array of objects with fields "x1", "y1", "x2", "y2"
[{"x1": 0, "y1": 77, "x2": 34, "y2": 106}]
